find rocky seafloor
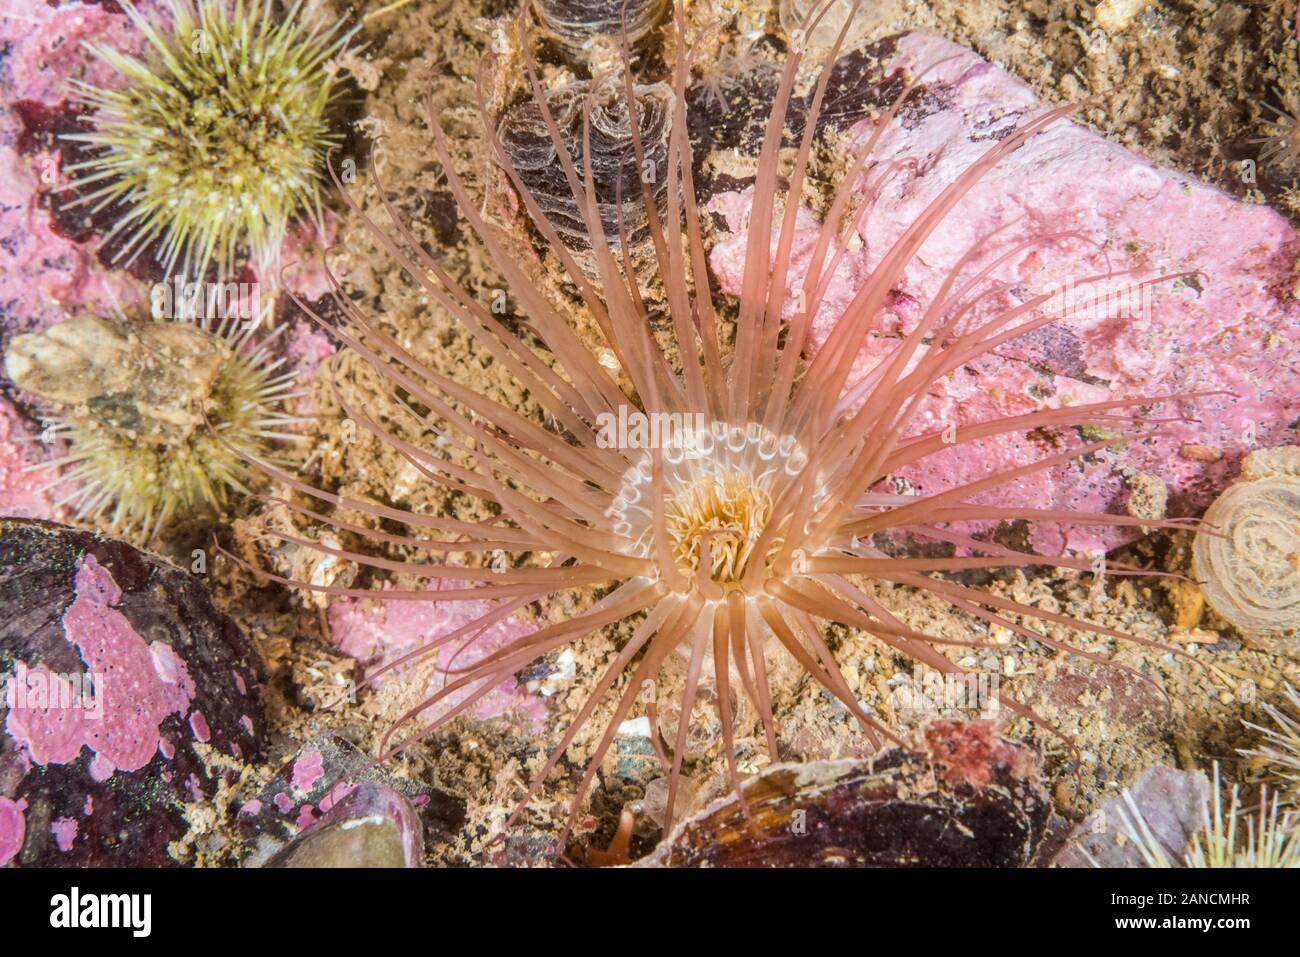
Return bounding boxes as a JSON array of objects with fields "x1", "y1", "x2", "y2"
[{"x1": 0, "y1": 0, "x2": 1297, "y2": 868}]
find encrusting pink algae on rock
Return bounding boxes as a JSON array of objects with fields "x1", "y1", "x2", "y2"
[
  {"x1": 291, "y1": 747, "x2": 327, "y2": 793},
  {"x1": 6, "y1": 554, "x2": 195, "y2": 776},
  {"x1": 710, "y1": 32, "x2": 1300, "y2": 554},
  {"x1": 328, "y1": 585, "x2": 548, "y2": 730},
  {"x1": 0, "y1": 398, "x2": 62, "y2": 522},
  {"x1": 0, "y1": 521, "x2": 267, "y2": 866},
  {"x1": 0, "y1": 2, "x2": 148, "y2": 331},
  {"x1": 0, "y1": 795, "x2": 26, "y2": 867}
]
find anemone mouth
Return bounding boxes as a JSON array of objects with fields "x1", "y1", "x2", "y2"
[
  {"x1": 607, "y1": 419, "x2": 820, "y2": 593},
  {"x1": 665, "y1": 471, "x2": 777, "y2": 588}
]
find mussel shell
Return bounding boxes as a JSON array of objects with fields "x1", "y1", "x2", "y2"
[
  {"x1": 0, "y1": 520, "x2": 267, "y2": 866},
  {"x1": 639, "y1": 734, "x2": 1060, "y2": 867},
  {"x1": 263, "y1": 782, "x2": 425, "y2": 868},
  {"x1": 238, "y1": 734, "x2": 465, "y2": 866}
]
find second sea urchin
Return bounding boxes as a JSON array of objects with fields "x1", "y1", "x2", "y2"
[
  {"x1": 61, "y1": 0, "x2": 356, "y2": 281},
  {"x1": 1117, "y1": 764, "x2": 1300, "y2": 868},
  {"x1": 1252, "y1": 87, "x2": 1300, "y2": 172},
  {"x1": 226, "y1": 0, "x2": 1208, "y2": 844},
  {"x1": 5, "y1": 314, "x2": 301, "y2": 542}
]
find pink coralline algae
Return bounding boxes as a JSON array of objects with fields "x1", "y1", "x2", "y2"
[
  {"x1": 291, "y1": 748, "x2": 326, "y2": 793},
  {"x1": 708, "y1": 32, "x2": 1300, "y2": 553},
  {"x1": 328, "y1": 584, "x2": 548, "y2": 730},
  {"x1": 0, "y1": 1, "x2": 149, "y2": 333},
  {"x1": 0, "y1": 397, "x2": 62, "y2": 521},
  {"x1": 188, "y1": 710, "x2": 210, "y2": 744},
  {"x1": 50, "y1": 816, "x2": 77, "y2": 853},
  {"x1": 6, "y1": 554, "x2": 196, "y2": 776},
  {"x1": 0, "y1": 520, "x2": 267, "y2": 866},
  {"x1": 0, "y1": 796, "x2": 26, "y2": 866}
]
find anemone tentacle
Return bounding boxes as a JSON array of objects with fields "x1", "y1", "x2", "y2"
[{"x1": 233, "y1": 0, "x2": 1209, "y2": 844}]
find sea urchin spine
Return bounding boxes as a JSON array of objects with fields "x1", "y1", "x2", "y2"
[
  {"x1": 61, "y1": 0, "x2": 356, "y2": 281},
  {"x1": 6, "y1": 313, "x2": 302, "y2": 543}
]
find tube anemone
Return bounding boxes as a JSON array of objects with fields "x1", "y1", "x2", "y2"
[{"x1": 224, "y1": 0, "x2": 1207, "y2": 846}]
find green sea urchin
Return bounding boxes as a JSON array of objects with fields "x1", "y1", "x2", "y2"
[
  {"x1": 4, "y1": 314, "x2": 301, "y2": 542},
  {"x1": 1251, "y1": 87, "x2": 1300, "y2": 172},
  {"x1": 1243, "y1": 683, "x2": 1300, "y2": 803},
  {"x1": 61, "y1": 0, "x2": 356, "y2": 281}
]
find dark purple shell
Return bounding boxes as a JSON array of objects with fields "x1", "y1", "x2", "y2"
[
  {"x1": 0, "y1": 520, "x2": 266, "y2": 867},
  {"x1": 640, "y1": 722, "x2": 1063, "y2": 867}
]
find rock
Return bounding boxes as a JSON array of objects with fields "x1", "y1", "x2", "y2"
[
  {"x1": 1093, "y1": 0, "x2": 1151, "y2": 34},
  {"x1": 1126, "y1": 471, "x2": 1168, "y2": 530},
  {"x1": 639, "y1": 721, "x2": 1061, "y2": 867},
  {"x1": 0, "y1": 520, "x2": 267, "y2": 866},
  {"x1": 1038, "y1": 662, "x2": 1168, "y2": 729},
  {"x1": 489, "y1": 827, "x2": 561, "y2": 867},
  {"x1": 0, "y1": 4, "x2": 147, "y2": 332},
  {"x1": 237, "y1": 735, "x2": 464, "y2": 866},
  {"x1": 327, "y1": 585, "x2": 547, "y2": 730},
  {"x1": 1054, "y1": 764, "x2": 1211, "y2": 867},
  {"x1": 0, "y1": 397, "x2": 61, "y2": 522},
  {"x1": 708, "y1": 32, "x2": 1300, "y2": 554},
  {"x1": 262, "y1": 782, "x2": 424, "y2": 868}
]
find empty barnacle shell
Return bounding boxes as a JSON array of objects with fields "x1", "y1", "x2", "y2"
[
  {"x1": 779, "y1": 0, "x2": 879, "y2": 55},
  {"x1": 1194, "y1": 446, "x2": 1300, "y2": 637},
  {"x1": 6, "y1": 314, "x2": 227, "y2": 442},
  {"x1": 533, "y1": 0, "x2": 668, "y2": 56},
  {"x1": 496, "y1": 80, "x2": 672, "y2": 266},
  {"x1": 655, "y1": 682, "x2": 733, "y2": 761}
]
